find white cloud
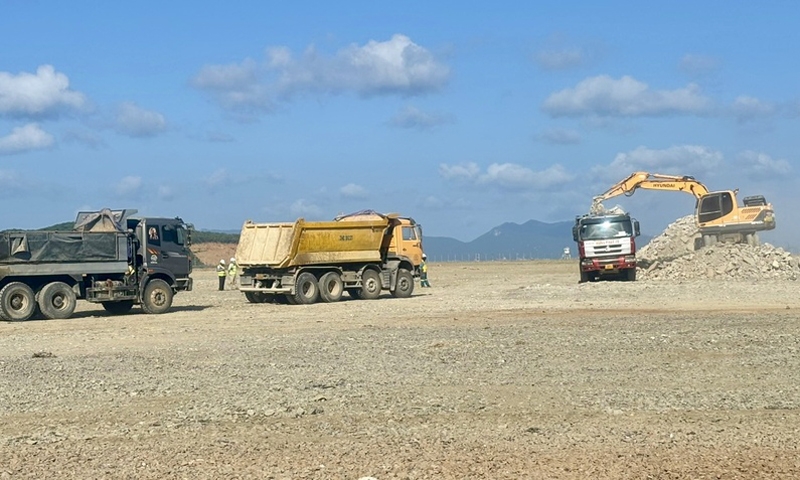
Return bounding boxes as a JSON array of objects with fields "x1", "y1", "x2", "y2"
[
  {"x1": 339, "y1": 183, "x2": 369, "y2": 199},
  {"x1": 534, "y1": 47, "x2": 585, "y2": 70},
  {"x1": 0, "y1": 65, "x2": 87, "y2": 118},
  {"x1": 290, "y1": 199, "x2": 322, "y2": 218},
  {"x1": 418, "y1": 195, "x2": 471, "y2": 210},
  {"x1": 205, "y1": 168, "x2": 230, "y2": 190},
  {"x1": 679, "y1": 54, "x2": 721, "y2": 75},
  {"x1": 206, "y1": 131, "x2": 234, "y2": 143},
  {"x1": 439, "y1": 162, "x2": 480, "y2": 182},
  {"x1": 537, "y1": 128, "x2": 581, "y2": 145},
  {"x1": 481, "y1": 163, "x2": 573, "y2": 190},
  {"x1": 388, "y1": 106, "x2": 454, "y2": 130},
  {"x1": 731, "y1": 96, "x2": 777, "y2": 123},
  {"x1": 192, "y1": 59, "x2": 272, "y2": 114},
  {"x1": 63, "y1": 129, "x2": 105, "y2": 149},
  {"x1": 542, "y1": 75, "x2": 712, "y2": 117},
  {"x1": 113, "y1": 102, "x2": 167, "y2": 137},
  {"x1": 116, "y1": 176, "x2": 142, "y2": 196},
  {"x1": 192, "y1": 34, "x2": 450, "y2": 115},
  {"x1": 158, "y1": 185, "x2": 175, "y2": 201},
  {"x1": 601, "y1": 145, "x2": 723, "y2": 179},
  {"x1": 439, "y1": 162, "x2": 573, "y2": 191},
  {"x1": 737, "y1": 150, "x2": 792, "y2": 179},
  {"x1": 0, "y1": 123, "x2": 55, "y2": 155},
  {"x1": 533, "y1": 35, "x2": 601, "y2": 71}
]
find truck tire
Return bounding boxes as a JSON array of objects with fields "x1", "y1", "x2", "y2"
[
  {"x1": 319, "y1": 271, "x2": 344, "y2": 303},
  {"x1": 292, "y1": 272, "x2": 319, "y2": 304},
  {"x1": 359, "y1": 269, "x2": 382, "y2": 300},
  {"x1": 282, "y1": 294, "x2": 297, "y2": 305},
  {"x1": 391, "y1": 268, "x2": 414, "y2": 298},
  {"x1": 579, "y1": 270, "x2": 590, "y2": 283},
  {"x1": 142, "y1": 279, "x2": 174, "y2": 314},
  {"x1": 0, "y1": 282, "x2": 36, "y2": 321},
  {"x1": 244, "y1": 291, "x2": 270, "y2": 303},
  {"x1": 38, "y1": 282, "x2": 77, "y2": 320},
  {"x1": 103, "y1": 300, "x2": 134, "y2": 315},
  {"x1": 625, "y1": 268, "x2": 637, "y2": 282}
]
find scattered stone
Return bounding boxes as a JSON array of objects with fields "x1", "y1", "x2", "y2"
[
  {"x1": 32, "y1": 351, "x2": 56, "y2": 358},
  {"x1": 638, "y1": 215, "x2": 799, "y2": 281}
]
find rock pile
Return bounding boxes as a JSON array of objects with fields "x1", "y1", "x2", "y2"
[{"x1": 638, "y1": 215, "x2": 800, "y2": 281}]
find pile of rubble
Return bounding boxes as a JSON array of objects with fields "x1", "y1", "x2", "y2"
[{"x1": 638, "y1": 215, "x2": 799, "y2": 281}]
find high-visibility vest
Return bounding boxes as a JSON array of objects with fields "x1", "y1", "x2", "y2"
[
  {"x1": 216, "y1": 264, "x2": 227, "y2": 277},
  {"x1": 228, "y1": 264, "x2": 237, "y2": 276}
]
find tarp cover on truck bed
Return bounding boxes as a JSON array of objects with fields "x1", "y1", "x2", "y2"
[{"x1": 0, "y1": 231, "x2": 124, "y2": 264}]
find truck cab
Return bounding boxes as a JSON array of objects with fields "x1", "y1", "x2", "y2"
[
  {"x1": 573, "y1": 213, "x2": 640, "y2": 282},
  {"x1": 389, "y1": 217, "x2": 424, "y2": 270},
  {"x1": 129, "y1": 217, "x2": 193, "y2": 292}
]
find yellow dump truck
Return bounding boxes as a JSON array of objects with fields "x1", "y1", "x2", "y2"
[{"x1": 235, "y1": 212, "x2": 423, "y2": 304}]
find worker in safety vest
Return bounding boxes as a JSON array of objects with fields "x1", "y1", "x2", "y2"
[
  {"x1": 216, "y1": 259, "x2": 227, "y2": 291},
  {"x1": 420, "y1": 254, "x2": 431, "y2": 287},
  {"x1": 227, "y1": 257, "x2": 238, "y2": 289}
]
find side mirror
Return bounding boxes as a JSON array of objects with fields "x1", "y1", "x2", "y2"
[
  {"x1": 571, "y1": 226, "x2": 579, "y2": 242},
  {"x1": 633, "y1": 220, "x2": 640, "y2": 237}
]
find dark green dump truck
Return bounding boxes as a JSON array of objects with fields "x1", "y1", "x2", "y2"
[{"x1": 0, "y1": 209, "x2": 192, "y2": 321}]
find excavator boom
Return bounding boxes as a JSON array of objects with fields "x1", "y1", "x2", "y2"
[{"x1": 591, "y1": 171, "x2": 709, "y2": 213}]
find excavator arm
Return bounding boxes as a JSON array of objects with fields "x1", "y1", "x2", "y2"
[{"x1": 591, "y1": 171, "x2": 710, "y2": 214}]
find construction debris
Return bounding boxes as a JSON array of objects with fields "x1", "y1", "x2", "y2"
[{"x1": 638, "y1": 215, "x2": 799, "y2": 281}]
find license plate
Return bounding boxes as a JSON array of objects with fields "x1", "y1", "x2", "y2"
[{"x1": 604, "y1": 265, "x2": 614, "y2": 270}]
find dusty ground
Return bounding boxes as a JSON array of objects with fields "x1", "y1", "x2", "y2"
[
  {"x1": 190, "y1": 242, "x2": 237, "y2": 267},
  {"x1": 2, "y1": 260, "x2": 800, "y2": 479}
]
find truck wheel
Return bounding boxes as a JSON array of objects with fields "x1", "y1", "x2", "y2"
[
  {"x1": 103, "y1": 300, "x2": 134, "y2": 315},
  {"x1": 579, "y1": 270, "x2": 590, "y2": 283},
  {"x1": 360, "y1": 269, "x2": 382, "y2": 300},
  {"x1": 625, "y1": 268, "x2": 637, "y2": 282},
  {"x1": 293, "y1": 272, "x2": 319, "y2": 304},
  {"x1": 142, "y1": 279, "x2": 174, "y2": 314},
  {"x1": 282, "y1": 294, "x2": 297, "y2": 305},
  {"x1": 391, "y1": 268, "x2": 414, "y2": 298},
  {"x1": 319, "y1": 272, "x2": 344, "y2": 303},
  {"x1": 245, "y1": 291, "x2": 270, "y2": 303},
  {"x1": 346, "y1": 288, "x2": 362, "y2": 300},
  {"x1": 0, "y1": 282, "x2": 36, "y2": 321},
  {"x1": 38, "y1": 282, "x2": 77, "y2": 320}
]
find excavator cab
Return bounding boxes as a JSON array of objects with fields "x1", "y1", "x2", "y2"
[{"x1": 696, "y1": 191, "x2": 735, "y2": 224}]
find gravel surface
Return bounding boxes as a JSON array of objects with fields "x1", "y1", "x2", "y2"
[{"x1": 2, "y1": 261, "x2": 800, "y2": 479}]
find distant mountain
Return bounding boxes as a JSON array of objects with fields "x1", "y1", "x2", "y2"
[{"x1": 424, "y1": 219, "x2": 652, "y2": 261}]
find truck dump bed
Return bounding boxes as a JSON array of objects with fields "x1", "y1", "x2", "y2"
[
  {"x1": 0, "y1": 230, "x2": 127, "y2": 264},
  {"x1": 236, "y1": 218, "x2": 391, "y2": 268}
]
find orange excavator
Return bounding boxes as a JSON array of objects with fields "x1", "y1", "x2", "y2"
[{"x1": 592, "y1": 172, "x2": 776, "y2": 247}]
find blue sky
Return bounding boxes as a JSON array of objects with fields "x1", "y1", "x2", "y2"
[{"x1": 2, "y1": 1, "x2": 799, "y2": 247}]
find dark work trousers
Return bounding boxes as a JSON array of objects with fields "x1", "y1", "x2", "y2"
[{"x1": 218, "y1": 276, "x2": 226, "y2": 291}]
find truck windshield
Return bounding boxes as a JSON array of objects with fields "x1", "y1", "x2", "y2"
[
  {"x1": 176, "y1": 226, "x2": 187, "y2": 246},
  {"x1": 580, "y1": 220, "x2": 633, "y2": 240}
]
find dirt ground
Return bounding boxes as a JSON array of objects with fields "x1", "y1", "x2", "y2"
[
  {"x1": 189, "y1": 242, "x2": 237, "y2": 267},
  {"x1": 2, "y1": 260, "x2": 800, "y2": 479}
]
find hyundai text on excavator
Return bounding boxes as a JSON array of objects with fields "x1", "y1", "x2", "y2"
[{"x1": 592, "y1": 172, "x2": 776, "y2": 248}]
